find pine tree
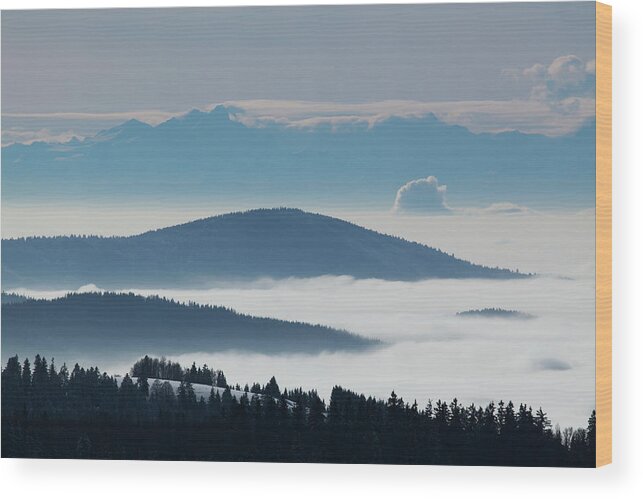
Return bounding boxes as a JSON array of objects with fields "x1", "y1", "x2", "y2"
[
  {"x1": 32, "y1": 354, "x2": 48, "y2": 387},
  {"x1": 216, "y1": 371, "x2": 227, "y2": 388},
  {"x1": 137, "y1": 376, "x2": 150, "y2": 398},
  {"x1": 1, "y1": 355, "x2": 23, "y2": 414},
  {"x1": 188, "y1": 362, "x2": 198, "y2": 383},
  {"x1": 21, "y1": 357, "x2": 32, "y2": 387},
  {"x1": 58, "y1": 363, "x2": 70, "y2": 387},
  {"x1": 265, "y1": 376, "x2": 280, "y2": 398},
  {"x1": 221, "y1": 387, "x2": 233, "y2": 415},
  {"x1": 586, "y1": 410, "x2": 596, "y2": 465},
  {"x1": 535, "y1": 408, "x2": 551, "y2": 433},
  {"x1": 118, "y1": 374, "x2": 137, "y2": 420},
  {"x1": 48, "y1": 358, "x2": 59, "y2": 389},
  {"x1": 308, "y1": 394, "x2": 325, "y2": 429},
  {"x1": 2, "y1": 356, "x2": 21, "y2": 386}
]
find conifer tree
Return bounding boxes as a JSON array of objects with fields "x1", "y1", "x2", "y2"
[
  {"x1": 265, "y1": 376, "x2": 281, "y2": 398},
  {"x1": 21, "y1": 357, "x2": 32, "y2": 387}
]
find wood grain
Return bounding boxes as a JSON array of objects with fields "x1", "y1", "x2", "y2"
[{"x1": 596, "y1": 1, "x2": 612, "y2": 468}]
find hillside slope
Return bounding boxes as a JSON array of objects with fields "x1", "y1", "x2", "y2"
[
  {"x1": 1, "y1": 292, "x2": 379, "y2": 357},
  {"x1": 1, "y1": 208, "x2": 527, "y2": 288}
]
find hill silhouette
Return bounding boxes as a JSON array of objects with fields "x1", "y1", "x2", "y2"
[
  {"x1": 1, "y1": 208, "x2": 528, "y2": 288},
  {"x1": 1, "y1": 292, "x2": 379, "y2": 357}
]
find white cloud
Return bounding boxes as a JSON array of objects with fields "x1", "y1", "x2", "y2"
[
  {"x1": 1, "y1": 128, "x2": 80, "y2": 146},
  {"x1": 9, "y1": 266, "x2": 595, "y2": 429},
  {"x1": 393, "y1": 176, "x2": 450, "y2": 214},
  {"x1": 3, "y1": 75, "x2": 597, "y2": 145},
  {"x1": 480, "y1": 202, "x2": 533, "y2": 215},
  {"x1": 224, "y1": 98, "x2": 593, "y2": 136},
  {"x1": 391, "y1": 179, "x2": 533, "y2": 217},
  {"x1": 2, "y1": 110, "x2": 176, "y2": 124},
  {"x1": 2, "y1": 110, "x2": 177, "y2": 145},
  {"x1": 523, "y1": 54, "x2": 595, "y2": 105},
  {"x1": 76, "y1": 283, "x2": 104, "y2": 294}
]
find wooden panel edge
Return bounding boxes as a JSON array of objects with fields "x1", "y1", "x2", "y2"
[{"x1": 596, "y1": 1, "x2": 612, "y2": 468}]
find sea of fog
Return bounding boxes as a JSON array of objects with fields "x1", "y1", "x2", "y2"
[{"x1": 5, "y1": 211, "x2": 595, "y2": 429}]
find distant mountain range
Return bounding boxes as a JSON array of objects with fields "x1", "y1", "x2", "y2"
[
  {"x1": 1, "y1": 208, "x2": 527, "y2": 288},
  {"x1": 1, "y1": 292, "x2": 378, "y2": 358},
  {"x1": 1, "y1": 105, "x2": 595, "y2": 209}
]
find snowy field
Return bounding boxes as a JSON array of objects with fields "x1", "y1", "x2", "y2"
[{"x1": 116, "y1": 377, "x2": 295, "y2": 408}]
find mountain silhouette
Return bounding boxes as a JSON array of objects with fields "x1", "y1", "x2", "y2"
[
  {"x1": 1, "y1": 208, "x2": 527, "y2": 288},
  {"x1": 1, "y1": 106, "x2": 595, "y2": 210}
]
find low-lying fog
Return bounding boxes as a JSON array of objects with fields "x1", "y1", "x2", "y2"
[{"x1": 6, "y1": 211, "x2": 595, "y2": 429}]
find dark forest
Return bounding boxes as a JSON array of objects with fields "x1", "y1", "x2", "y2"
[{"x1": 2, "y1": 354, "x2": 595, "y2": 466}]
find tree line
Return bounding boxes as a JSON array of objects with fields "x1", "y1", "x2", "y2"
[
  {"x1": 2, "y1": 354, "x2": 595, "y2": 466},
  {"x1": 131, "y1": 355, "x2": 229, "y2": 387}
]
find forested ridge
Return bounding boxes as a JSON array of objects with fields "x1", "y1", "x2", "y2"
[
  {"x1": 456, "y1": 308, "x2": 535, "y2": 319},
  {"x1": 2, "y1": 355, "x2": 595, "y2": 466},
  {"x1": 2, "y1": 292, "x2": 378, "y2": 355},
  {"x1": 1, "y1": 208, "x2": 527, "y2": 288}
]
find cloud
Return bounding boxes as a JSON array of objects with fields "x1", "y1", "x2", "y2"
[
  {"x1": 2, "y1": 110, "x2": 176, "y2": 124},
  {"x1": 391, "y1": 179, "x2": 534, "y2": 217},
  {"x1": 1, "y1": 128, "x2": 80, "y2": 146},
  {"x1": 225, "y1": 99, "x2": 593, "y2": 137},
  {"x1": 523, "y1": 55, "x2": 595, "y2": 106},
  {"x1": 76, "y1": 283, "x2": 104, "y2": 294},
  {"x1": 481, "y1": 202, "x2": 533, "y2": 215},
  {"x1": 2, "y1": 55, "x2": 597, "y2": 146},
  {"x1": 2, "y1": 110, "x2": 177, "y2": 146},
  {"x1": 393, "y1": 176, "x2": 450, "y2": 214},
  {"x1": 3, "y1": 95, "x2": 595, "y2": 146},
  {"x1": 535, "y1": 358, "x2": 572, "y2": 371}
]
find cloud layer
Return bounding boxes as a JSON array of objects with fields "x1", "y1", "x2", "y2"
[
  {"x1": 224, "y1": 97, "x2": 593, "y2": 137},
  {"x1": 391, "y1": 178, "x2": 533, "y2": 217},
  {"x1": 1, "y1": 128, "x2": 79, "y2": 146},
  {"x1": 393, "y1": 176, "x2": 450, "y2": 214},
  {"x1": 3, "y1": 70, "x2": 597, "y2": 145},
  {"x1": 481, "y1": 202, "x2": 533, "y2": 215}
]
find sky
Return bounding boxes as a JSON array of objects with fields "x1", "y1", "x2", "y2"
[
  {"x1": 2, "y1": 3, "x2": 596, "y2": 142},
  {"x1": 1, "y1": 3, "x2": 597, "y2": 235}
]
